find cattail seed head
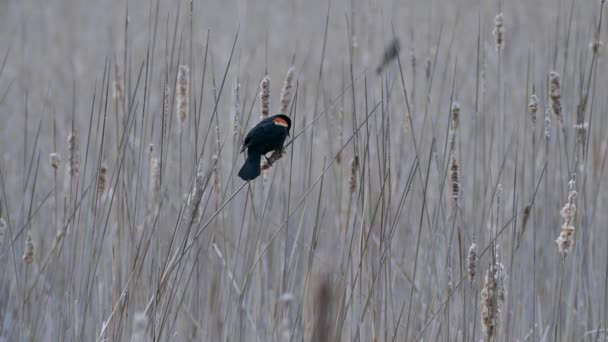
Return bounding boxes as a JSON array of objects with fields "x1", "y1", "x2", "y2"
[
  {"x1": 176, "y1": 65, "x2": 190, "y2": 126},
  {"x1": 451, "y1": 101, "x2": 460, "y2": 131},
  {"x1": 556, "y1": 175, "x2": 577, "y2": 256},
  {"x1": 493, "y1": 13, "x2": 505, "y2": 51},
  {"x1": 113, "y1": 70, "x2": 124, "y2": 101},
  {"x1": 260, "y1": 75, "x2": 270, "y2": 120},
  {"x1": 68, "y1": 130, "x2": 79, "y2": 178},
  {"x1": 468, "y1": 242, "x2": 477, "y2": 282},
  {"x1": 450, "y1": 155, "x2": 460, "y2": 206},
  {"x1": 98, "y1": 165, "x2": 107, "y2": 201},
  {"x1": 528, "y1": 93, "x2": 538, "y2": 128},
  {"x1": 349, "y1": 156, "x2": 359, "y2": 193},
  {"x1": 549, "y1": 71, "x2": 562, "y2": 124},
  {"x1": 211, "y1": 154, "x2": 220, "y2": 195},
  {"x1": 480, "y1": 261, "x2": 507, "y2": 338},
  {"x1": 279, "y1": 66, "x2": 295, "y2": 114},
  {"x1": 425, "y1": 58, "x2": 432, "y2": 81},
  {"x1": 231, "y1": 80, "x2": 240, "y2": 136},
  {"x1": 544, "y1": 104, "x2": 552, "y2": 141},
  {"x1": 449, "y1": 129, "x2": 457, "y2": 153},
  {"x1": 49, "y1": 152, "x2": 61, "y2": 169},
  {"x1": 23, "y1": 231, "x2": 34, "y2": 264},
  {"x1": 312, "y1": 273, "x2": 332, "y2": 342}
]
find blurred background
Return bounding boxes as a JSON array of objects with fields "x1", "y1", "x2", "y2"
[{"x1": 0, "y1": 0, "x2": 607, "y2": 340}]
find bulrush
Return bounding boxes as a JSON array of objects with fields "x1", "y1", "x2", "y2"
[{"x1": 556, "y1": 175, "x2": 577, "y2": 256}]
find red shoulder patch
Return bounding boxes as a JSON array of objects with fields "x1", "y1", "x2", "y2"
[{"x1": 274, "y1": 118, "x2": 289, "y2": 127}]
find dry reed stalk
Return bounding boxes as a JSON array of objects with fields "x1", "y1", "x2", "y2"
[
  {"x1": 149, "y1": 157, "x2": 160, "y2": 215},
  {"x1": 176, "y1": 64, "x2": 190, "y2": 127},
  {"x1": 549, "y1": 71, "x2": 562, "y2": 125},
  {"x1": 556, "y1": 175, "x2": 577, "y2": 256},
  {"x1": 336, "y1": 108, "x2": 343, "y2": 164},
  {"x1": 231, "y1": 80, "x2": 240, "y2": 136},
  {"x1": 261, "y1": 148, "x2": 285, "y2": 171},
  {"x1": 187, "y1": 159, "x2": 205, "y2": 224},
  {"x1": 279, "y1": 66, "x2": 295, "y2": 114},
  {"x1": 23, "y1": 231, "x2": 34, "y2": 264},
  {"x1": 49, "y1": 152, "x2": 61, "y2": 169},
  {"x1": 349, "y1": 156, "x2": 359, "y2": 193},
  {"x1": 0, "y1": 217, "x2": 6, "y2": 248},
  {"x1": 260, "y1": 75, "x2": 270, "y2": 120},
  {"x1": 211, "y1": 154, "x2": 220, "y2": 195},
  {"x1": 493, "y1": 13, "x2": 505, "y2": 51}
]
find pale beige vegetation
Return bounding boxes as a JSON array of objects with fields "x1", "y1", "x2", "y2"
[{"x1": 0, "y1": 0, "x2": 607, "y2": 341}]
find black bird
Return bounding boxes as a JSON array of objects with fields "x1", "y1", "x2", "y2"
[{"x1": 238, "y1": 114, "x2": 292, "y2": 181}]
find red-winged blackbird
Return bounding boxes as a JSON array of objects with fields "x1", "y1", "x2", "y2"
[{"x1": 238, "y1": 114, "x2": 292, "y2": 181}]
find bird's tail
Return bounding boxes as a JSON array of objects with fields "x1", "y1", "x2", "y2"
[{"x1": 238, "y1": 152, "x2": 262, "y2": 181}]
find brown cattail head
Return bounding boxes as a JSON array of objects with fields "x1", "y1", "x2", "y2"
[
  {"x1": 312, "y1": 273, "x2": 332, "y2": 342},
  {"x1": 349, "y1": 156, "x2": 359, "y2": 193},
  {"x1": 425, "y1": 57, "x2": 432, "y2": 81},
  {"x1": 0, "y1": 217, "x2": 6, "y2": 248},
  {"x1": 450, "y1": 155, "x2": 460, "y2": 207},
  {"x1": 549, "y1": 71, "x2": 562, "y2": 124},
  {"x1": 451, "y1": 101, "x2": 460, "y2": 131},
  {"x1": 23, "y1": 231, "x2": 34, "y2": 264},
  {"x1": 528, "y1": 93, "x2": 539, "y2": 128},
  {"x1": 176, "y1": 64, "x2": 190, "y2": 126},
  {"x1": 556, "y1": 175, "x2": 577, "y2": 256},
  {"x1": 261, "y1": 148, "x2": 285, "y2": 171},
  {"x1": 98, "y1": 165, "x2": 107, "y2": 202},
  {"x1": 493, "y1": 13, "x2": 505, "y2": 51},
  {"x1": 467, "y1": 242, "x2": 478, "y2": 282},
  {"x1": 376, "y1": 38, "x2": 400, "y2": 74},
  {"x1": 68, "y1": 130, "x2": 79, "y2": 178},
  {"x1": 279, "y1": 66, "x2": 295, "y2": 114},
  {"x1": 260, "y1": 75, "x2": 270, "y2": 120},
  {"x1": 50, "y1": 152, "x2": 61, "y2": 169}
]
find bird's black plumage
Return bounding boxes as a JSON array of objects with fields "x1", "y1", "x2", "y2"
[{"x1": 238, "y1": 114, "x2": 291, "y2": 181}]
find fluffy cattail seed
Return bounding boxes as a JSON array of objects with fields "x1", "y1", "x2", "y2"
[
  {"x1": 528, "y1": 93, "x2": 538, "y2": 128},
  {"x1": 23, "y1": 231, "x2": 34, "y2": 264},
  {"x1": 467, "y1": 242, "x2": 477, "y2": 282},
  {"x1": 480, "y1": 262, "x2": 507, "y2": 338},
  {"x1": 260, "y1": 76, "x2": 270, "y2": 120},
  {"x1": 349, "y1": 156, "x2": 359, "y2": 193},
  {"x1": 493, "y1": 13, "x2": 505, "y2": 51},
  {"x1": 549, "y1": 71, "x2": 562, "y2": 125},
  {"x1": 556, "y1": 176, "x2": 577, "y2": 256},
  {"x1": 544, "y1": 104, "x2": 552, "y2": 141},
  {"x1": 176, "y1": 65, "x2": 190, "y2": 126},
  {"x1": 279, "y1": 67, "x2": 295, "y2": 114}
]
